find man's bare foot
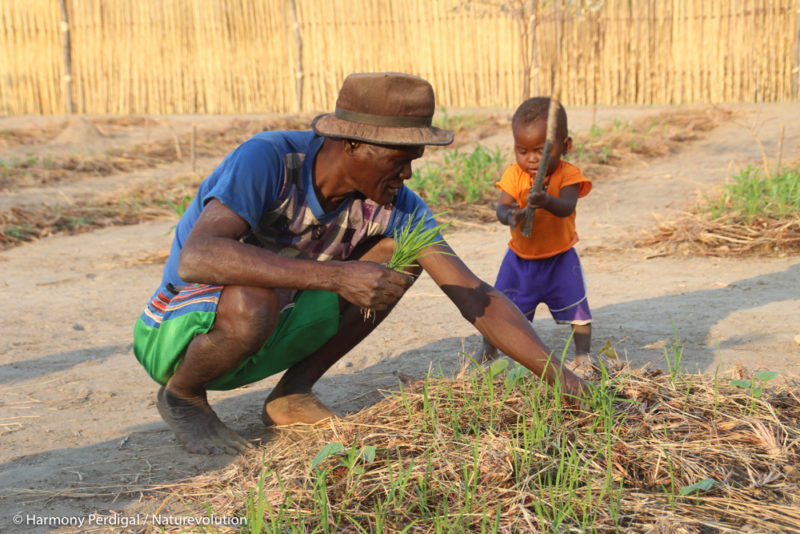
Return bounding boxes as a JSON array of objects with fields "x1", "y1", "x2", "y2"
[
  {"x1": 473, "y1": 339, "x2": 499, "y2": 364},
  {"x1": 157, "y1": 386, "x2": 252, "y2": 455},
  {"x1": 574, "y1": 353, "x2": 592, "y2": 366},
  {"x1": 261, "y1": 390, "x2": 338, "y2": 427}
]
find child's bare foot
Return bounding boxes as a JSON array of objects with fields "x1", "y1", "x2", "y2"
[
  {"x1": 262, "y1": 390, "x2": 338, "y2": 426},
  {"x1": 473, "y1": 339, "x2": 499, "y2": 363},
  {"x1": 157, "y1": 386, "x2": 252, "y2": 455}
]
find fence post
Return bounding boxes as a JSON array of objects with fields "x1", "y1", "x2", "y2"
[
  {"x1": 794, "y1": 1, "x2": 799, "y2": 99},
  {"x1": 58, "y1": 0, "x2": 74, "y2": 114},
  {"x1": 288, "y1": 0, "x2": 303, "y2": 112}
]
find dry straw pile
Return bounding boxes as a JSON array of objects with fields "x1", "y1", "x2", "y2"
[
  {"x1": 635, "y1": 211, "x2": 800, "y2": 258},
  {"x1": 159, "y1": 360, "x2": 800, "y2": 533}
]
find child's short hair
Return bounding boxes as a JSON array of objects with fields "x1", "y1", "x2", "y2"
[{"x1": 512, "y1": 97, "x2": 568, "y2": 141}]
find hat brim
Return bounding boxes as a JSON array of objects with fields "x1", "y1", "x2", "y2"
[{"x1": 311, "y1": 113, "x2": 453, "y2": 146}]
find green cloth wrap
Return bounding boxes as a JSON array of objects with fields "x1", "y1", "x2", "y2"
[{"x1": 133, "y1": 290, "x2": 340, "y2": 390}]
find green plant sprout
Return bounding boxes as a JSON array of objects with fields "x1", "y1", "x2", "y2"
[
  {"x1": 729, "y1": 370, "x2": 779, "y2": 399},
  {"x1": 164, "y1": 194, "x2": 194, "y2": 218},
  {"x1": 310, "y1": 441, "x2": 378, "y2": 474},
  {"x1": 409, "y1": 144, "x2": 506, "y2": 207},
  {"x1": 679, "y1": 477, "x2": 715, "y2": 497},
  {"x1": 664, "y1": 319, "x2": 685, "y2": 385}
]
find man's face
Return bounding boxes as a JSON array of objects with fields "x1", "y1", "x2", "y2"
[
  {"x1": 512, "y1": 120, "x2": 568, "y2": 177},
  {"x1": 349, "y1": 142, "x2": 425, "y2": 205}
]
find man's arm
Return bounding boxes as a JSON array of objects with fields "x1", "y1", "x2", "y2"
[
  {"x1": 178, "y1": 199, "x2": 413, "y2": 310},
  {"x1": 417, "y1": 242, "x2": 586, "y2": 398}
]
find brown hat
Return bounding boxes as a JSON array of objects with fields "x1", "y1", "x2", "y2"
[{"x1": 312, "y1": 72, "x2": 454, "y2": 146}]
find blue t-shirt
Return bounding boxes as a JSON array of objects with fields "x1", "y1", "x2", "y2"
[{"x1": 160, "y1": 131, "x2": 438, "y2": 289}]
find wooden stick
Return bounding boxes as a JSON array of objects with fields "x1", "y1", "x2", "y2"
[
  {"x1": 775, "y1": 123, "x2": 785, "y2": 174},
  {"x1": 520, "y1": 96, "x2": 559, "y2": 238}
]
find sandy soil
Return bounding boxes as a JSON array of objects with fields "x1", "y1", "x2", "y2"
[{"x1": 1, "y1": 103, "x2": 798, "y2": 532}]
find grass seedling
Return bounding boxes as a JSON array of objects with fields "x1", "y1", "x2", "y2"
[
  {"x1": 706, "y1": 166, "x2": 800, "y2": 222},
  {"x1": 713, "y1": 366, "x2": 720, "y2": 421},
  {"x1": 387, "y1": 212, "x2": 452, "y2": 271},
  {"x1": 313, "y1": 469, "x2": 331, "y2": 534},
  {"x1": 3, "y1": 224, "x2": 36, "y2": 241},
  {"x1": 662, "y1": 448, "x2": 678, "y2": 509},
  {"x1": 664, "y1": 319, "x2": 685, "y2": 385},
  {"x1": 243, "y1": 455, "x2": 270, "y2": 533},
  {"x1": 409, "y1": 144, "x2": 506, "y2": 208},
  {"x1": 164, "y1": 194, "x2": 194, "y2": 218},
  {"x1": 362, "y1": 211, "x2": 452, "y2": 320}
]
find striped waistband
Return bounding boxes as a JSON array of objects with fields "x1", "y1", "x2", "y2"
[{"x1": 141, "y1": 284, "x2": 223, "y2": 327}]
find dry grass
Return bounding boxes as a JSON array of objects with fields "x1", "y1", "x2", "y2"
[
  {"x1": 0, "y1": 122, "x2": 65, "y2": 148},
  {"x1": 635, "y1": 211, "x2": 800, "y2": 258},
  {"x1": 0, "y1": 173, "x2": 202, "y2": 249},
  {"x1": 0, "y1": 116, "x2": 316, "y2": 189},
  {"x1": 571, "y1": 107, "x2": 735, "y2": 180},
  {"x1": 152, "y1": 362, "x2": 800, "y2": 533}
]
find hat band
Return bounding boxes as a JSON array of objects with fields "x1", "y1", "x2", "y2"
[{"x1": 335, "y1": 107, "x2": 432, "y2": 128}]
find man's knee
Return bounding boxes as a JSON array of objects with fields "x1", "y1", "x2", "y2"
[{"x1": 215, "y1": 285, "x2": 281, "y2": 351}]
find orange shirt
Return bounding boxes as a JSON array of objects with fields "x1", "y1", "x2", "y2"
[{"x1": 497, "y1": 160, "x2": 591, "y2": 260}]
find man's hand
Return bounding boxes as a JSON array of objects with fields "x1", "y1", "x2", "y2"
[
  {"x1": 561, "y1": 371, "x2": 591, "y2": 407},
  {"x1": 333, "y1": 261, "x2": 415, "y2": 310}
]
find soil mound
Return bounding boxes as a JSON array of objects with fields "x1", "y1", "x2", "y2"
[{"x1": 53, "y1": 117, "x2": 105, "y2": 145}]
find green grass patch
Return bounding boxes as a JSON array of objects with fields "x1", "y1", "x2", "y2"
[
  {"x1": 410, "y1": 144, "x2": 507, "y2": 209},
  {"x1": 705, "y1": 166, "x2": 800, "y2": 222}
]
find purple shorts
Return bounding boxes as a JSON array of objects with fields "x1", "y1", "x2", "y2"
[{"x1": 494, "y1": 248, "x2": 592, "y2": 324}]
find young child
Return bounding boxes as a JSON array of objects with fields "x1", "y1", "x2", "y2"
[{"x1": 478, "y1": 97, "x2": 593, "y2": 367}]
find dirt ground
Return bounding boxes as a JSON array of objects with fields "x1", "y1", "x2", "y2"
[{"x1": 1, "y1": 103, "x2": 798, "y2": 532}]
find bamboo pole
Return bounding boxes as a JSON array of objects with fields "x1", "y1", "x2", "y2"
[
  {"x1": 286, "y1": 0, "x2": 303, "y2": 111},
  {"x1": 794, "y1": 0, "x2": 800, "y2": 99},
  {"x1": 727, "y1": 0, "x2": 734, "y2": 101}
]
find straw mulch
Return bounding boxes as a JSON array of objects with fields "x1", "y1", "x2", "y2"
[
  {"x1": 157, "y1": 362, "x2": 800, "y2": 533},
  {"x1": 634, "y1": 211, "x2": 800, "y2": 257}
]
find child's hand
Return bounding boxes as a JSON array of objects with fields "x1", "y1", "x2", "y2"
[
  {"x1": 527, "y1": 190, "x2": 549, "y2": 210},
  {"x1": 506, "y1": 206, "x2": 524, "y2": 227}
]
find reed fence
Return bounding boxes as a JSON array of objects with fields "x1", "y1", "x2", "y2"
[{"x1": 0, "y1": 0, "x2": 798, "y2": 115}]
